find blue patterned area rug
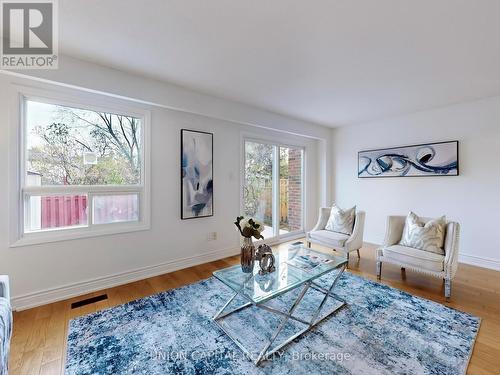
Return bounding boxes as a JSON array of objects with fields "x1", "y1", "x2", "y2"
[{"x1": 66, "y1": 272, "x2": 480, "y2": 375}]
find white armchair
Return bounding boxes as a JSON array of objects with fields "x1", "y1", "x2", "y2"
[
  {"x1": 306, "y1": 207, "x2": 366, "y2": 265},
  {"x1": 376, "y1": 216, "x2": 460, "y2": 300}
]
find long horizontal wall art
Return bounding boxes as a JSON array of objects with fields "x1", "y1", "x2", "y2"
[{"x1": 358, "y1": 141, "x2": 459, "y2": 178}]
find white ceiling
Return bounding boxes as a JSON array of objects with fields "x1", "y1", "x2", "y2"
[{"x1": 60, "y1": 0, "x2": 500, "y2": 127}]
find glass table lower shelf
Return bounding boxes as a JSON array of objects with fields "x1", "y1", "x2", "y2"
[{"x1": 212, "y1": 244, "x2": 348, "y2": 365}]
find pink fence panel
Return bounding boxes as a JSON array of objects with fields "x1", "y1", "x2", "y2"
[
  {"x1": 93, "y1": 195, "x2": 138, "y2": 224},
  {"x1": 41, "y1": 194, "x2": 137, "y2": 228},
  {"x1": 41, "y1": 195, "x2": 88, "y2": 229}
]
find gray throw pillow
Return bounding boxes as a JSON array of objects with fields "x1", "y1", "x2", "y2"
[
  {"x1": 325, "y1": 204, "x2": 356, "y2": 235},
  {"x1": 399, "y1": 212, "x2": 446, "y2": 254}
]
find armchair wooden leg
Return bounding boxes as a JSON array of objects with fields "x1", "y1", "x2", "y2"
[
  {"x1": 445, "y1": 278, "x2": 451, "y2": 301},
  {"x1": 376, "y1": 261, "x2": 382, "y2": 280},
  {"x1": 346, "y1": 252, "x2": 350, "y2": 269},
  {"x1": 356, "y1": 249, "x2": 360, "y2": 258},
  {"x1": 307, "y1": 241, "x2": 311, "y2": 248}
]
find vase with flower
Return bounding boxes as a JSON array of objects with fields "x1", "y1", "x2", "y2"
[{"x1": 234, "y1": 216, "x2": 264, "y2": 273}]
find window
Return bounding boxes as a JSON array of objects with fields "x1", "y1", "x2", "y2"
[
  {"x1": 16, "y1": 94, "x2": 150, "y2": 245},
  {"x1": 243, "y1": 140, "x2": 304, "y2": 241}
]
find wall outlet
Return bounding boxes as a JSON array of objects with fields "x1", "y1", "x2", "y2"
[{"x1": 207, "y1": 232, "x2": 217, "y2": 241}]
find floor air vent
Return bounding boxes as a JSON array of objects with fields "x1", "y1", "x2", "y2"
[{"x1": 71, "y1": 294, "x2": 108, "y2": 309}]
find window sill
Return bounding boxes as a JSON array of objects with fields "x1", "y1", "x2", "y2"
[{"x1": 10, "y1": 222, "x2": 151, "y2": 248}]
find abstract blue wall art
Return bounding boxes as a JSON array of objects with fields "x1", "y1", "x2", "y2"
[
  {"x1": 358, "y1": 141, "x2": 459, "y2": 178},
  {"x1": 181, "y1": 129, "x2": 213, "y2": 219}
]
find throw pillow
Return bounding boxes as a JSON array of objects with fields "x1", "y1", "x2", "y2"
[
  {"x1": 325, "y1": 204, "x2": 356, "y2": 235},
  {"x1": 399, "y1": 211, "x2": 446, "y2": 254}
]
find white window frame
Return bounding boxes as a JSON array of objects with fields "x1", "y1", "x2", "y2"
[
  {"x1": 9, "y1": 85, "x2": 151, "y2": 247},
  {"x1": 240, "y1": 136, "x2": 306, "y2": 243}
]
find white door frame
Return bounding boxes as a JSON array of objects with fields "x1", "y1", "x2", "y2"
[{"x1": 240, "y1": 136, "x2": 305, "y2": 244}]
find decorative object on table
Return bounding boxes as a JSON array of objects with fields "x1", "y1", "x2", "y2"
[
  {"x1": 255, "y1": 244, "x2": 276, "y2": 275},
  {"x1": 377, "y1": 213, "x2": 460, "y2": 300},
  {"x1": 306, "y1": 206, "x2": 366, "y2": 265},
  {"x1": 181, "y1": 129, "x2": 213, "y2": 219},
  {"x1": 234, "y1": 216, "x2": 264, "y2": 273},
  {"x1": 358, "y1": 140, "x2": 459, "y2": 178},
  {"x1": 240, "y1": 237, "x2": 256, "y2": 274},
  {"x1": 286, "y1": 246, "x2": 334, "y2": 272}
]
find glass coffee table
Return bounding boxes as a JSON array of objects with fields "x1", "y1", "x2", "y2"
[{"x1": 212, "y1": 244, "x2": 348, "y2": 365}]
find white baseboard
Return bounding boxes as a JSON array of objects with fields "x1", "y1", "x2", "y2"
[
  {"x1": 12, "y1": 246, "x2": 239, "y2": 311},
  {"x1": 458, "y1": 253, "x2": 500, "y2": 271}
]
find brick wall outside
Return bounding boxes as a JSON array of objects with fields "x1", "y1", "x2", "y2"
[{"x1": 287, "y1": 148, "x2": 302, "y2": 231}]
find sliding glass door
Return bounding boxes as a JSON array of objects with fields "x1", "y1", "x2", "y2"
[
  {"x1": 244, "y1": 141, "x2": 275, "y2": 238},
  {"x1": 243, "y1": 140, "x2": 304, "y2": 241}
]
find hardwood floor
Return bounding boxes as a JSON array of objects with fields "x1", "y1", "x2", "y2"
[{"x1": 9, "y1": 240, "x2": 500, "y2": 374}]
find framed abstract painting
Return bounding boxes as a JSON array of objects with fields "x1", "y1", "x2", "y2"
[
  {"x1": 358, "y1": 141, "x2": 459, "y2": 178},
  {"x1": 181, "y1": 129, "x2": 214, "y2": 219}
]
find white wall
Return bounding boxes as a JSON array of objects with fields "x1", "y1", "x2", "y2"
[
  {"x1": 0, "y1": 57, "x2": 332, "y2": 309},
  {"x1": 332, "y1": 96, "x2": 500, "y2": 270}
]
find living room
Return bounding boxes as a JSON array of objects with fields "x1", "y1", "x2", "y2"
[{"x1": 0, "y1": 1, "x2": 499, "y2": 374}]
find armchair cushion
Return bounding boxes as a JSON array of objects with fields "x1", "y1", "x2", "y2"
[
  {"x1": 399, "y1": 212, "x2": 447, "y2": 255},
  {"x1": 325, "y1": 204, "x2": 356, "y2": 235},
  {"x1": 308, "y1": 230, "x2": 350, "y2": 248},
  {"x1": 383, "y1": 244, "x2": 444, "y2": 272}
]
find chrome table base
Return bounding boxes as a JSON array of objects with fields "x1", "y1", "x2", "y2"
[{"x1": 213, "y1": 264, "x2": 347, "y2": 366}]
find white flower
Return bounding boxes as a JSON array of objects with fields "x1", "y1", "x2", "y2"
[
  {"x1": 240, "y1": 217, "x2": 250, "y2": 230},
  {"x1": 254, "y1": 220, "x2": 265, "y2": 232},
  {"x1": 237, "y1": 216, "x2": 264, "y2": 233}
]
